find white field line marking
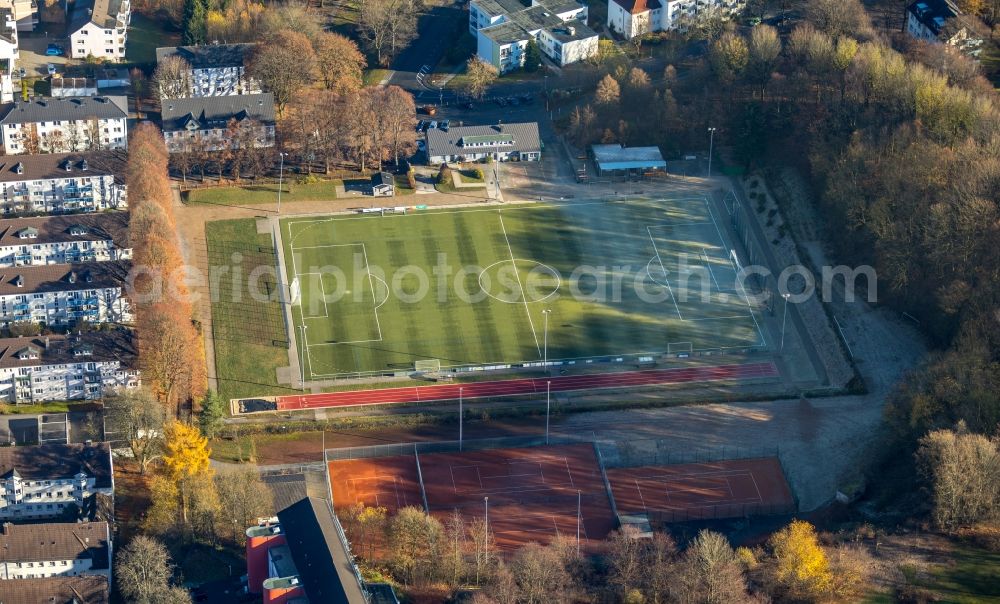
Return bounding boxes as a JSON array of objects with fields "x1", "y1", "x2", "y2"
[
  {"x1": 702, "y1": 250, "x2": 721, "y2": 291},
  {"x1": 635, "y1": 479, "x2": 648, "y2": 509},
  {"x1": 686, "y1": 315, "x2": 758, "y2": 322},
  {"x1": 646, "y1": 226, "x2": 683, "y2": 320},
  {"x1": 361, "y1": 243, "x2": 383, "y2": 341},
  {"x1": 749, "y1": 472, "x2": 763, "y2": 502},
  {"x1": 498, "y1": 211, "x2": 541, "y2": 356},
  {"x1": 702, "y1": 197, "x2": 766, "y2": 347},
  {"x1": 296, "y1": 272, "x2": 329, "y2": 318}
]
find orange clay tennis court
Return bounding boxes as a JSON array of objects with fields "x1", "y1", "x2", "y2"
[
  {"x1": 328, "y1": 444, "x2": 616, "y2": 552},
  {"x1": 606, "y1": 458, "x2": 794, "y2": 522}
]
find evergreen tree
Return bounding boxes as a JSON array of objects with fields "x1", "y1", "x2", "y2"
[
  {"x1": 183, "y1": 0, "x2": 208, "y2": 45},
  {"x1": 198, "y1": 390, "x2": 225, "y2": 439},
  {"x1": 523, "y1": 39, "x2": 542, "y2": 72}
]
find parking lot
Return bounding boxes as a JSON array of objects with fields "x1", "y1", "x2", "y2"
[{"x1": 16, "y1": 30, "x2": 73, "y2": 79}]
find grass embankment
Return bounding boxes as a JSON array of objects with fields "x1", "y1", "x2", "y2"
[
  {"x1": 186, "y1": 180, "x2": 341, "y2": 206},
  {"x1": 205, "y1": 218, "x2": 299, "y2": 402},
  {"x1": 126, "y1": 13, "x2": 181, "y2": 65},
  {"x1": 0, "y1": 401, "x2": 97, "y2": 415}
]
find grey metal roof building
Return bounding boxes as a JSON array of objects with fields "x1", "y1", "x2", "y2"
[
  {"x1": 0, "y1": 151, "x2": 125, "y2": 184},
  {"x1": 0, "y1": 97, "x2": 127, "y2": 125},
  {"x1": 160, "y1": 94, "x2": 276, "y2": 132},
  {"x1": 592, "y1": 144, "x2": 666, "y2": 175},
  {"x1": 0, "y1": 442, "x2": 113, "y2": 488},
  {"x1": 156, "y1": 43, "x2": 255, "y2": 69},
  {"x1": 426, "y1": 122, "x2": 541, "y2": 163}
]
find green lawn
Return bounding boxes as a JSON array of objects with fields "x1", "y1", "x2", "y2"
[
  {"x1": 921, "y1": 542, "x2": 1000, "y2": 603},
  {"x1": 0, "y1": 400, "x2": 96, "y2": 415},
  {"x1": 363, "y1": 69, "x2": 392, "y2": 86},
  {"x1": 280, "y1": 196, "x2": 764, "y2": 380},
  {"x1": 126, "y1": 13, "x2": 181, "y2": 65},
  {"x1": 186, "y1": 180, "x2": 341, "y2": 207},
  {"x1": 205, "y1": 218, "x2": 299, "y2": 401}
]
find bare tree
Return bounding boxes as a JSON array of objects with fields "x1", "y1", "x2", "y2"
[
  {"x1": 607, "y1": 526, "x2": 644, "y2": 598},
  {"x1": 917, "y1": 425, "x2": 1000, "y2": 529},
  {"x1": 674, "y1": 530, "x2": 757, "y2": 604},
  {"x1": 154, "y1": 55, "x2": 193, "y2": 99},
  {"x1": 359, "y1": 0, "x2": 418, "y2": 66},
  {"x1": 247, "y1": 30, "x2": 317, "y2": 113},
  {"x1": 215, "y1": 468, "x2": 272, "y2": 545},
  {"x1": 381, "y1": 86, "x2": 417, "y2": 167},
  {"x1": 104, "y1": 388, "x2": 167, "y2": 474},
  {"x1": 115, "y1": 536, "x2": 177, "y2": 603},
  {"x1": 261, "y1": 1, "x2": 322, "y2": 41},
  {"x1": 509, "y1": 542, "x2": 573, "y2": 604}
]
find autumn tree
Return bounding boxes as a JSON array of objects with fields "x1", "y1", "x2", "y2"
[
  {"x1": 710, "y1": 31, "x2": 749, "y2": 84},
  {"x1": 607, "y1": 526, "x2": 644, "y2": 599},
  {"x1": 595, "y1": 74, "x2": 621, "y2": 105},
  {"x1": 248, "y1": 30, "x2": 317, "y2": 113},
  {"x1": 509, "y1": 542, "x2": 574, "y2": 604},
  {"x1": 314, "y1": 32, "x2": 366, "y2": 95},
  {"x1": 261, "y1": 1, "x2": 323, "y2": 41},
  {"x1": 388, "y1": 506, "x2": 444, "y2": 584},
  {"x1": 747, "y1": 25, "x2": 781, "y2": 99},
  {"x1": 464, "y1": 58, "x2": 499, "y2": 100},
  {"x1": 768, "y1": 520, "x2": 832, "y2": 598},
  {"x1": 104, "y1": 388, "x2": 167, "y2": 474},
  {"x1": 160, "y1": 421, "x2": 215, "y2": 528}
]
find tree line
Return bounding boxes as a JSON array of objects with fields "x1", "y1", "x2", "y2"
[{"x1": 339, "y1": 502, "x2": 880, "y2": 603}]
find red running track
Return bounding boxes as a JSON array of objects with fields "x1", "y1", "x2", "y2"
[{"x1": 276, "y1": 361, "x2": 779, "y2": 411}]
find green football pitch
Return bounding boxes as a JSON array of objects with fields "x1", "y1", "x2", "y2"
[{"x1": 279, "y1": 197, "x2": 766, "y2": 380}]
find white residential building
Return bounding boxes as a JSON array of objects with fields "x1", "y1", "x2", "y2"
[
  {"x1": 0, "y1": 213, "x2": 129, "y2": 267},
  {"x1": 607, "y1": 0, "x2": 746, "y2": 39},
  {"x1": 0, "y1": 261, "x2": 132, "y2": 327},
  {"x1": 470, "y1": 0, "x2": 598, "y2": 73},
  {"x1": 68, "y1": 0, "x2": 130, "y2": 61},
  {"x1": 0, "y1": 0, "x2": 38, "y2": 31},
  {"x1": 0, "y1": 152, "x2": 127, "y2": 215},
  {"x1": 0, "y1": 521, "x2": 111, "y2": 579},
  {"x1": 155, "y1": 43, "x2": 261, "y2": 97},
  {"x1": 0, "y1": 9, "x2": 18, "y2": 104},
  {"x1": 160, "y1": 93, "x2": 276, "y2": 153},
  {"x1": 0, "y1": 96, "x2": 128, "y2": 155},
  {"x1": 0, "y1": 442, "x2": 114, "y2": 520}
]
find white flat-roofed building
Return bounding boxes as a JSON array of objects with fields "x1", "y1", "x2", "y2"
[
  {"x1": 0, "y1": 332, "x2": 138, "y2": 403},
  {"x1": 471, "y1": 0, "x2": 598, "y2": 73},
  {"x1": 0, "y1": 152, "x2": 127, "y2": 215},
  {"x1": 0, "y1": 521, "x2": 111, "y2": 578},
  {"x1": 0, "y1": 212, "x2": 129, "y2": 267},
  {"x1": 0, "y1": 442, "x2": 114, "y2": 520},
  {"x1": 0, "y1": 96, "x2": 128, "y2": 155},
  {"x1": 0, "y1": 261, "x2": 131, "y2": 327}
]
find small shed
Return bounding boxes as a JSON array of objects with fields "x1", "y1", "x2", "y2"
[
  {"x1": 371, "y1": 172, "x2": 394, "y2": 197},
  {"x1": 592, "y1": 144, "x2": 666, "y2": 176}
]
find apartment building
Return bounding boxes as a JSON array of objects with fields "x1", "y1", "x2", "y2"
[
  {"x1": 68, "y1": 0, "x2": 131, "y2": 61},
  {"x1": 906, "y1": 0, "x2": 984, "y2": 56},
  {"x1": 0, "y1": 261, "x2": 131, "y2": 326},
  {"x1": 0, "y1": 152, "x2": 127, "y2": 215},
  {"x1": 470, "y1": 0, "x2": 598, "y2": 73},
  {"x1": 0, "y1": 212, "x2": 129, "y2": 267},
  {"x1": 607, "y1": 0, "x2": 746, "y2": 38},
  {"x1": 0, "y1": 331, "x2": 138, "y2": 403},
  {"x1": 155, "y1": 43, "x2": 261, "y2": 97},
  {"x1": 0, "y1": 521, "x2": 111, "y2": 579},
  {"x1": 160, "y1": 93, "x2": 276, "y2": 153},
  {"x1": 0, "y1": 0, "x2": 37, "y2": 31},
  {"x1": 0, "y1": 96, "x2": 128, "y2": 155},
  {"x1": 0, "y1": 9, "x2": 17, "y2": 104},
  {"x1": 0, "y1": 442, "x2": 113, "y2": 520},
  {"x1": 1, "y1": 576, "x2": 109, "y2": 603}
]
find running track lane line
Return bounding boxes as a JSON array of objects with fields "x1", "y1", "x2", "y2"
[{"x1": 276, "y1": 362, "x2": 779, "y2": 410}]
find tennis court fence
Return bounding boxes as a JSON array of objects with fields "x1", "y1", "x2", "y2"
[
  {"x1": 325, "y1": 434, "x2": 595, "y2": 461},
  {"x1": 647, "y1": 501, "x2": 796, "y2": 524},
  {"x1": 597, "y1": 440, "x2": 779, "y2": 469}
]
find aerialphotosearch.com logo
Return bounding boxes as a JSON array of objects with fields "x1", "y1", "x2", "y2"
[{"x1": 125, "y1": 252, "x2": 877, "y2": 310}]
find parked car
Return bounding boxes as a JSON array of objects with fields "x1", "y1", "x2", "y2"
[
  {"x1": 46, "y1": 63, "x2": 56, "y2": 76},
  {"x1": 439, "y1": 120, "x2": 450, "y2": 131},
  {"x1": 419, "y1": 105, "x2": 437, "y2": 116},
  {"x1": 17, "y1": 67, "x2": 25, "y2": 78},
  {"x1": 427, "y1": 121, "x2": 438, "y2": 130},
  {"x1": 45, "y1": 44, "x2": 64, "y2": 56},
  {"x1": 415, "y1": 120, "x2": 426, "y2": 132}
]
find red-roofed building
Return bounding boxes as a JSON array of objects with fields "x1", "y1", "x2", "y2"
[{"x1": 607, "y1": 0, "x2": 744, "y2": 39}]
